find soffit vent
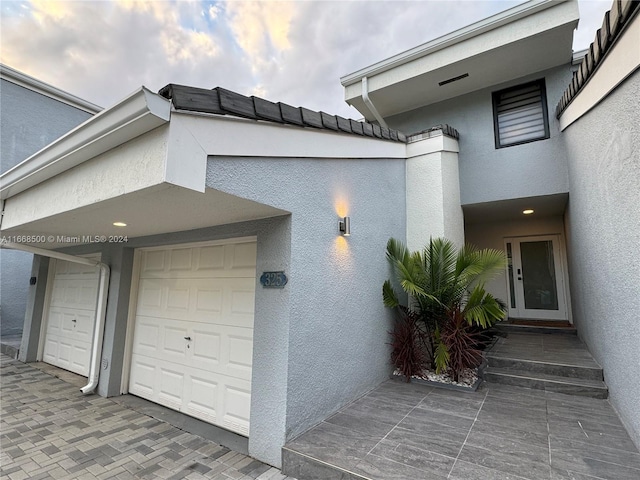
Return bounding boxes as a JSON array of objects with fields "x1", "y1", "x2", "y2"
[{"x1": 438, "y1": 73, "x2": 469, "y2": 86}]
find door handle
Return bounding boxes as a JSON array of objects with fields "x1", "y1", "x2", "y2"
[
  {"x1": 184, "y1": 336, "x2": 191, "y2": 341},
  {"x1": 72, "y1": 319, "x2": 77, "y2": 323}
]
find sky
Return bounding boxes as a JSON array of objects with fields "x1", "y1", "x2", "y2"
[{"x1": 1, "y1": 0, "x2": 613, "y2": 118}]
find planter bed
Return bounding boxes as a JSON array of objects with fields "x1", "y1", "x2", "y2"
[{"x1": 391, "y1": 360, "x2": 487, "y2": 392}]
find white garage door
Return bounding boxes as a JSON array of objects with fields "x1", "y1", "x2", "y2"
[
  {"x1": 42, "y1": 257, "x2": 100, "y2": 377},
  {"x1": 128, "y1": 240, "x2": 256, "y2": 436}
]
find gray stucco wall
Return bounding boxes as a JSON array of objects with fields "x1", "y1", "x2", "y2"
[
  {"x1": 562, "y1": 69, "x2": 640, "y2": 447},
  {"x1": 385, "y1": 65, "x2": 574, "y2": 205},
  {"x1": 205, "y1": 155, "x2": 406, "y2": 442},
  {"x1": 0, "y1": 79, "x2": 93, "y2": 335}
]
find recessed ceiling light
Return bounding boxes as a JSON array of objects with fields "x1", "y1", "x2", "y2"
[
  {"x1": 113, "y1": 222, "x2": 127, "y2": 227},
  {"x1": 522, "y1": 209, "x2": 534, "y2": 215}
]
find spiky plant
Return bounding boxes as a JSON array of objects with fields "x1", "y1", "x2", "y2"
[{"x1": 383, "y1": 237, "x2": 506, "y2": 378}]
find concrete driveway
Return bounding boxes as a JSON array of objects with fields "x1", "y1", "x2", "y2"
[{"x1": 0, "y1": 354, "x2": 295, "y2": 480}]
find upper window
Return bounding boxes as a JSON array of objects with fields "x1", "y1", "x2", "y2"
[{"x1": 492, "y1": 79, "x2": 549, "y2": 149}]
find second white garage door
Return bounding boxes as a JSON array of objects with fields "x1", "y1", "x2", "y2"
[
  {"x1": 128, "y1": 239, "x2": 256, "y2": 436},
  {"x1": 42, "y1": 256, "x2": 100, "y2": 377}
]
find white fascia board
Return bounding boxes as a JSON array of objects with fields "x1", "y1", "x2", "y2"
[
  {"x1": 560, "y1": 15, "x2": 640, "y2": 131},
  {"x1": 0, "y1": 87, "x2": 171, "y2": 200},
  {"x1": 170, "y1": 111, "x2": 407, "y2": 160},
  {"x1": 406, "y1": 134, "x2": 459, "y2": 158},
  {"x1": 572, "y1": 49, "x2": 588, "y2": 65},
  {"x1": 340, "y1": 0, "x2": 570, "y2": 87},
  {"x1": 0, "y1": 63, "x2": 102, "y2": 114}
]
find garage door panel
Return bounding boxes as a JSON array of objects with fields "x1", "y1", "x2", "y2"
[
  {"x1": 163, "y1": 325, "x2": 189, "y2": 358},
  {"x1": 42, "y1": 337, "x2": 60, "y2": 364},
  {"x1": 169, "y1": 248, "x2": 193, "y2": 271},
  {"x1": 140, "y1": 243, "x2": 256, "y2": 280},
  {"x1": 142, "y1": 250, "x2": 166, "y2": 273},
  {"x1": 158, "y1": 367, "x2": 185, "y2": 411},
  {"x1": 130, "y1": 240, "x2": 256, "y2": 437},
  {"x1": 196, "y1": 245, "x2": 225, "y2": 271},
  {"x1": 71, "y1": 345, "x2": 90, "y2": 376},
  {"x1": 184, "y1": 374, "x2": 219, "y2": 424},
  {"x1": 166, "y1": 285, "x2": 190, "y2": 313},
  {"x1": 51, "y1": 280, "x2": 97, "y2": 308},
  {"x1": 191, "y1": 329, "x2": 221, "y2": 366},
  {"x1": 229, "y1": 243, "x2": 257, "y2": 270},
  {"x1": 225, "y1": 332, "x2": 253, "y2": 381},
  {"x1": 60, "y1": 311, "x2": 75, "y2": 335},
  {"x1": 195, "y1": 287, "x2": 223, "y2": 315},
  {"x1": 129, "y1": 355, "x2": 157, "y2": 397},
  {"x1": 57, "y1": 341, "x2": 72, "y2": 367},
  {"x1": 131, "y1": 317, "x2": 160, "y2": 355},
  {"x1": 221, "y1": 382, "x2": 251, "y2": 436},
  {"x1": 137, "y1": 278, "x2": 254, "y2": 327},
  {"x1": 137, "y1": 280, "x2": 163, "y2": 310},
  {"x1": 46, "y1": 310, "x2": 63, "y2": 334}
]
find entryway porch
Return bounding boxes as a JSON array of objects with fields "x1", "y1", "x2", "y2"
[{"x1": 282, "y1": 330, "x2": 639, "y2": 480}]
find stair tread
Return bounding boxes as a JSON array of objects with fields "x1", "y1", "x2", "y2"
[
  {"x1": 485, "y1": 354, "x2": 603, "y2": 370},
  {"x1": 485, "y1": 366, "x2": 608, "y2": 388}
]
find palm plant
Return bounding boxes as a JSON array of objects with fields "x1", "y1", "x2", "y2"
[{"x1": 383, "y1": 237, "x2": 507, "y2": 381}]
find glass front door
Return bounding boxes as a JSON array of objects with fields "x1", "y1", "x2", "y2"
[{"x1": 505, "y1": 235, "x2": 567, "y2": 320}]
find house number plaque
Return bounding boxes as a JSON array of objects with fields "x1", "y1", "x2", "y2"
[{"x1": 260, "y1": 271, "x2": 288, "y2": 288}]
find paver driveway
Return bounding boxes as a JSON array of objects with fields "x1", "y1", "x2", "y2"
[{"x1": 0, "y1": 354, "x2": 295, "y2": 480}]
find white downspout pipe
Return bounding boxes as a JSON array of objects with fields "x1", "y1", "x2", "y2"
[
  {"x1": 361, "y1": 76, "x2": 389, "y2": 129},
  {"x1": 0, "y1": 241, "x2": 110, "y2": 394}
]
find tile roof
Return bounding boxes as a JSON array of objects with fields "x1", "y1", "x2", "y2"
[
  {"x1": 556, "y1": 0, "x2": 639, "y2": 118},
  {"x1": 158, "y1": 84, "x2": 407, "y2": 143}
]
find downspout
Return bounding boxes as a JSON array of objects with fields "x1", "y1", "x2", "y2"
[
  {"x1": 361, "y1": 76, "x2": 389, "y2": 129},
  {"x1": 0, "y1": 241, "x2": 110, "y2": 394}
]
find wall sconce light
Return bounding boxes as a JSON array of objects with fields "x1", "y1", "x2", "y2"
[{"x1": 339, "y1": 216, "x2": 351, "y2": 236}]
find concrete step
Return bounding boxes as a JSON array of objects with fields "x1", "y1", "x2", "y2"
[
  {"x1": 484, "y1": 366, "x2": 608, "y2": 399},
  {"x1": 486, "y1": 355, "x2": 604, "y2": 381},
  {"x1": 495, "y1": 322, "x2": 577, "y2": 335}
]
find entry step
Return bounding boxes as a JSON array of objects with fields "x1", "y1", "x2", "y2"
[{"x1": 483, "y1": 367, "x2": 608, "y2": 398}]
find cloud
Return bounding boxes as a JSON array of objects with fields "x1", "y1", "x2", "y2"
[
  {"x1": 225, "y1": 1, "x2": 294, "y2": 74},
  {"x1": 0, "y1": 0, "x2": 611, "y2": 119},
  {"x1": 0, "y1": 0, "x2": 249, "y2": 108}
]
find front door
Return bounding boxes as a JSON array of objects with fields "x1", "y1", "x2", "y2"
[{"x1": 505, "y1": 235, "x2": 567, "y2": 320}]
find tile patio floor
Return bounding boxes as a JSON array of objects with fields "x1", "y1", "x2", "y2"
[
  {"x1": 0, "y1": 354, "x2": 296, "y2": 480},
  {"x1": 284, "y1": 375, "x2": 640, "y2": 479}
]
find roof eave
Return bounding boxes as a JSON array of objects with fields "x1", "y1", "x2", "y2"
[
  {"x1": 0, "y1": 63, "x2": 103, "y2": 114},
  {"x1": 0, "y1": 87, "x2": 171, "y2": 200},
  {"x1": 340, "y1": 0, "x2": 568, "y2": 87}
]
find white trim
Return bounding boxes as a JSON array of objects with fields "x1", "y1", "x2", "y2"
[
  {"x1": 0, "y1": 63, "x2": 102, "y2": 114},
  {"x1": 406, "y1": 132, "x2": 459, "y2": 158},
  {"x1": 37, "y1": 258, "x2": 58, "y2": 362},
  {"x1": 169, "y1": 112, "x2": 406, "y2": 160},
  {"x1": 560, "y1": 14, "x2": 640, "y2": 130},
  {"x1": 340, "y1": 0, "x2": 567, "y2": 86},
  {"x1": 120, "y1": 249, "x2": 141, "y2": 395},
  {"x1": 572, "y1": 49, "x2": 588, "y2": 65},
  {"x1": 0, "y1": 87, "x2": 171, "y2": 200},
  {"x1": 135, "y1": 236, "x2": 258, "y2": 253}
]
